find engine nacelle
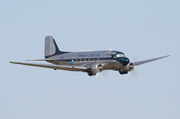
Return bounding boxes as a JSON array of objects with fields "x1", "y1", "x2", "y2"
[
  {"x1": 89, "y1": 63, "x2": 103, "y2": 76},
  {"x1": 119, "y1": 63, "x2": 134, "y2": 74}
]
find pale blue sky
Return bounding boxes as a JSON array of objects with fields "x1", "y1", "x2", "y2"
[{"x1": 1, "y1": 0, "x2": 180, "y2": 119}]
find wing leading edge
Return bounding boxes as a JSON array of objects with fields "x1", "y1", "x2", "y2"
[
  {"x1": 132, "y1": 55, "x2": 170, "y2": 66},
  {"x1": 10, "y1": 61, "x2": 87, "y2": 71}
]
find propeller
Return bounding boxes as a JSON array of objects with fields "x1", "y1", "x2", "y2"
[
  {"x1": 128, "y1": 55, "x2": 139, "y2": 79},
  {"x1": 95, "y1": 73, "x2": 99, "y2": 77},
  {"x1": 128, "y1": 69, "x2": 139, "y2": 79}
]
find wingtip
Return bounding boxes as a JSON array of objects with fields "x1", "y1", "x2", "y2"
[
  {"x1": 10, "y1": 61, "x2": 17, "y2": 64},
  {"x1": 165, "y1": 55, "x2": 171, "y2": 57}
]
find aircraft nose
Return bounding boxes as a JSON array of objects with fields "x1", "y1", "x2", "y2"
[{"x1": 121, "y1": 57, "x2": 130, "y2": 66}]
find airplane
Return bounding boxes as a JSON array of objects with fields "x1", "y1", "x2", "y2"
[{"x1": 10, "y1": 36, "x2": 170, "y2": 76}]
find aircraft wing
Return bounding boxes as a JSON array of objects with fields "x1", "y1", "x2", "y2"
[
  {"x1": 132, "y1": 55, "x2": 170, "y2": 66},
  {"x1": 10, "y1": 61, "x2": 87, "y2": 71}
]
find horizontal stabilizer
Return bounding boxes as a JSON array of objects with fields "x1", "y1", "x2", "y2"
[
  {"x1": 26, "y1": 59, "x2": 57, "y2": 61},
  {"x1": 10, "y1": 61, "x2": 87, "y2": 71}
]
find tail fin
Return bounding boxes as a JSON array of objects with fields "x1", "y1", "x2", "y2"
[{"x1": 44, "y1": 36, "x2": 67, "y2": 58}]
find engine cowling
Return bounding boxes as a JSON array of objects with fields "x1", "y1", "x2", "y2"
[
  {"x1": 119, "y1": 63, "x2": 134, "y2": 74},
  {"x1": 88, "y1": 63, "x2": 103, "y2": 76}
]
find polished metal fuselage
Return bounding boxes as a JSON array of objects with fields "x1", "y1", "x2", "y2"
[{"x1": 46, "y1": 50, "x2": 124, "y2": 70}]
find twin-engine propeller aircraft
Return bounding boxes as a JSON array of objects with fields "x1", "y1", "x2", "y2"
[{"x1": 10, "y1": 36, "x2": 169, "y2": 76}]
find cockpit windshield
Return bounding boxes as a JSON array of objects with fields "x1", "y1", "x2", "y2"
[{"x1": 116, "y1": 53, "x2": 125, "y2": 57}]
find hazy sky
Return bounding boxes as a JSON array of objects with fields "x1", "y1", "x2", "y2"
[{"x1": 1, "y1": 0, "x2": 180, "y2": 119}]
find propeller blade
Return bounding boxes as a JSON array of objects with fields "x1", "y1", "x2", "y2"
[
  {"x1": 95, "y1": 73, "x2": 100, "y2": 77},
  {"x1": 128, "y1": 69, "x2": 139, "y2": 79}
]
